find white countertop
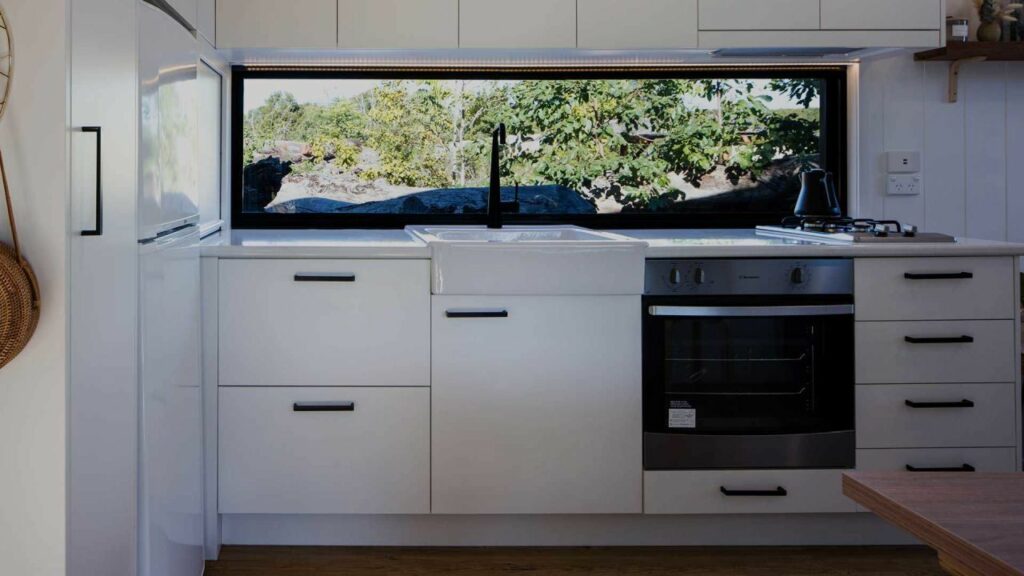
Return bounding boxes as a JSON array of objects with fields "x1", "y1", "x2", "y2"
[{"x1": 200, "y1": 227, "x2": 1024, "y2": 259}]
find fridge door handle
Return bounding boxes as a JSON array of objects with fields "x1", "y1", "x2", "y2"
[{"x1": 79, "y1": 127, "x2": 103, "y2": 236}]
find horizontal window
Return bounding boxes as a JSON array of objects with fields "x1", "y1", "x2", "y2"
[{"x1": 231, "y1": 67, "x2": 847, "y2": 229}]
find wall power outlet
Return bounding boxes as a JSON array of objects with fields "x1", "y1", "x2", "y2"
[{"x1": 887, "y1": 174, "x2": 922, "y2": 196}]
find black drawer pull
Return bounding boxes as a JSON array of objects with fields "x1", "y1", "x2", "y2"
[
  {"x1": 294, "y1": 273, "x2": 356, "y2": 282},
  {"x1": 293, "y1": 402, "x2": 355, "y2": 412},
  {"x1": 904, "y1": 272, "x2": 973, "y2": 280},
  {"x1": 80, "y1": 126, "x2": 103, "y2": 236},
  {"x1": 904, "y1": 399, "x2": 975, "y2": 409},
  {"x1": 720, "y1": 486, "x2": 788, "y2": 497},
  {"x1": 446, "y1": 310, "x2": 509, "y2": 319},
  {"x1": 904, "y1": 335, "x2": 974, "y2": 344},
  {"x1": 905, "y1": 464, "x2": 975, "y2": 472}
]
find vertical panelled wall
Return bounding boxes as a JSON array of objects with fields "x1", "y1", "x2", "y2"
[{"x1": 857, "y1": 51, "x2": 1024, "y2": 242}]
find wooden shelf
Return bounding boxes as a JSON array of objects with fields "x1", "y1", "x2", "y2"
[{"x1": 914, "y1": 42, "x2": 1024, "y2": 102}]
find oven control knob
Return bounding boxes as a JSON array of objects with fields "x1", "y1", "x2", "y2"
[
  {"x1": 668, "y1": 268, "x2": 682, "y2": 285},
  {"x1": 693, "y1": 267, "x2": 706, "y2": 285},
  {"x1": 790, "y1": 266, "x2": 806, "y2": 285}
]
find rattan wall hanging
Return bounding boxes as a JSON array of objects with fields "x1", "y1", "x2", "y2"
[{"x1": 0, "y1": 5, "x2": 41, "y2": 370}]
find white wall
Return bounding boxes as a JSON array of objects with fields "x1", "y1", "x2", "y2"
[
  {"x1": 857, "y1": 51, "x2": 1024, "y2": 242},
  {"x1": 0, "y1": 0, "x2": 69, "y2": 575}
]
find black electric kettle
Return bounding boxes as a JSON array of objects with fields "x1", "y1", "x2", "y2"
[{"x1": 794, "y1": 170, "x2": 841, "y2": 218}]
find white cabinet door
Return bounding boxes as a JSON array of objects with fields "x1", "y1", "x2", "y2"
[
  {"x1": 338, "y1": 0, "x2": 458, "y2": 48},
  {"x1": 578, "y1": 0, "x2": 697, "y2": 49},
  {"x1": 197, "y1": 0, "x2": 215, "y2": 44},
  {"x1": 698, "y1": 0, "x2": 819, "y2": 30},
  {"x1": 460, "y1": 0, "x2": 576, "y2": 48},
  {"x1": 432, "y1": 296, "x2": 642, "y2": 514},
  {"x1": 219, "y1": 259, "x2": 430, "y2": 388},
  {"x1": 821, "y1": 0, "x2": 941, "y2": 30},
  {"x1": 165, "y1": 0, "x2": 198, "y2": 29},
  {"x1": 217, "y1": 0, "x2": 337, "y2": 48},
  {"x1": 219, "y1": 387, "x2": 430, "y2": 514}
]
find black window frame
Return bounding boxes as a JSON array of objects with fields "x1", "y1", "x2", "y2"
[{"x1": 231, "y1": 65, "x2": 848, "y2": 230}]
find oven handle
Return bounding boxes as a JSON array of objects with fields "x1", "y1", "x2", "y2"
[{"x1": 648, "y1": 305, "x2": 854, "y2": 318}]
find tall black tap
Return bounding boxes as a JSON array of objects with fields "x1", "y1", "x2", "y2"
[{"x1": 488, "y1": 123, "x2": 507, "y2": 229}]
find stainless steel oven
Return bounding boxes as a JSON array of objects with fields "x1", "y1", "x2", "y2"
[{"x1": 643, "y1": 258, "x2": 855, "y2": 470}]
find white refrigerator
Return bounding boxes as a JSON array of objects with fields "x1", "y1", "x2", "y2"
[{"x1": 137, "y1": 3, "x2": 203, "y2": 576}]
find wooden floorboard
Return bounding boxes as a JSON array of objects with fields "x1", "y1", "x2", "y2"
[{"x1": 205, "y1": 545, "x2": 946, "y2": 576}]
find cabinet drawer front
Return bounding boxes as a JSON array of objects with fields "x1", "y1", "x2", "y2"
[
  {"x1": 578, "y1": 0, "x2": 697, "y2": 49},
  {"x1": 460, "y1": 0, "x2": 576, "y2": 48},
  {"x1": 856, "y1": 383, "x2": 1017, "y2": 448},
  {"x1": 821, "y1": 0, "x2": 941, "y2": 30},
  {"x1": 855, "y1": 320, "x2": 1015, "y2": 384},
  {"x1": 217, "y1": 0, "x2": 337, "y2": 49},
  {"x1": 219, "y1": 259, "x2": 429, "y2": 387},
  {"x1": 855, "y1": 257, "x2": 1014, "y2": 321},
  {"x1": 219, "y1": 387, "x2": 429, "y2": 514},
  {"x1": 857, "y1": 448, "x2": 1017, "y2": 473},
  {"x1": 644, "y1": 470, "x2": 856, "y2": 514},
  {"x1": 338, "y1": 0, "x2": 458, "y2": 49},
  {"x1": 699, "y1": 0, "x2": 819, "y2": 30}
]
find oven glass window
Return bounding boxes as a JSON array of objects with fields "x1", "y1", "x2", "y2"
[{"x1": 649, "y1": 314, "x2": 853, "y2": 435}]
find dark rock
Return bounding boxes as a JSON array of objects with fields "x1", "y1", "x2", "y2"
[{"x1": 243, "y1": 157, "x2": 292, "y2": 212}]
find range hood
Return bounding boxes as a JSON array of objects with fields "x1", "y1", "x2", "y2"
[{"x1": 712, "y1": 47, "x2": 862, "y2": 58}]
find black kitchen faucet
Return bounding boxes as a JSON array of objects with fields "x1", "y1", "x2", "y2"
[{"x1": 488, "y1": 123, "x2": 519, "y2": 229}]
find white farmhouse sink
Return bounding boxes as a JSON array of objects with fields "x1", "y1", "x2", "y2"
[{"x1": 407, "y1": 226, "x2": 647, "y2": 295}]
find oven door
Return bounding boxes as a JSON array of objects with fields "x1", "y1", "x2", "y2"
[{"x1": 643, "y1": 297, "x2": 855, "y2": 470}]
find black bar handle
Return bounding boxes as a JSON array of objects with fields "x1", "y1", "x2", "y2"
[
  {"x1": 446, "y1": 310, "x2": 509, "y2": 319},
  {"x1": 293, "y1": 402, "x2": 355, "y2": 412},
  {"x1": 904, "y1": 335, "x2": 974, "y2": 344},
  {"x1": 904, "y1": 399, "x2": 975, "y2": 409},
  {"x1": 720, "y1": 486, "x2": 788, "y2": 497},
  {"x1": 904, "y1": 272, "x2": 973, "y2": 280},
  {"x1": 905, "y1": 464, "x2": 976, "y2": 472},
  {"x1": 294, "y1": 273, "x2": 356, "y2": 282},
  {"x1": 81, "y1": 127, "x2": 103, "y2": 237}
]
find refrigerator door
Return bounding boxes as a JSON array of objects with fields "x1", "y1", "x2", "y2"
[
  {"x1": 139, "y1": 2, "x2": 199, "y2": 241},
  {"x1": 139, "y1": 225, "x2": 203, "y2": 576}
]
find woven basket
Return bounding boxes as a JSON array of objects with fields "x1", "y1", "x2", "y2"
[{"x1": 0, "y1": 240, "x2": 38, "y2": 369}]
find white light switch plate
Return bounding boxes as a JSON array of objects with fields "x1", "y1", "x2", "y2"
[
  {"x1": 887, "y1": 174, "x2": 922, "y2": 196},
  {"x1": 887, "y1": 151, "x2": 921, "y2": 173}
]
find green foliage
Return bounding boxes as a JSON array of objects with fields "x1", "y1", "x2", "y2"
[{"x1": 241, "y1": 78, "x2": 822, "y2": 212}]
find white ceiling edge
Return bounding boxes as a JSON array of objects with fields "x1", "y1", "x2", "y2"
[{"x1": 221, "y1": 48, "x2": 881, "y2": 68}]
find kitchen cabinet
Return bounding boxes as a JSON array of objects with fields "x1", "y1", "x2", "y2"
[
  {"x1": 431, "y1": 295, "x2": 642, "y2": 514},
  {"x1": 699, "y1": 0, "x2": 820, "y2": 31},
  {"x1": 165, "y1": 0, "x2": 198, "y2": 29},
  {"x1": 645, "y1": 470, "x2": 856, "y2": 514},
  {"x1": 459, "y1": 0, "x2": 576, "y2": 49},
  {"x1": 856, "y1": 448, "x2": 1018, "y2": 473},
  {"x1": 218, "y1": 259, "x2": 430, "y2": 387},
  {"x1": 197, "y1": 0, "x2": 215, "y2": 44},
  {"x1": 820, "y1": 0, "x2": 942, "y2": 30},
  {"x1": 219, "y1": 386, "x2": 430, "y2": 514},
  {"x1": 217, "y1": 0, "x2": 337, "y2": 49},
  {"x1": 578, "y1": 0, "x2": 697, "y2": 49},
  {"x1": 338, "y1": 0, "x2": 458, "y2": 49}
]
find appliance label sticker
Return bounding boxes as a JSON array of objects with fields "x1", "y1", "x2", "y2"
[{"x1": 668, "y1": 401, "x2": 696, "y2": 429}]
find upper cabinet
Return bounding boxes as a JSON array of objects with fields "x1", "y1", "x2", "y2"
[
  {"x1": 338, "y1": 0, "x2": 458, "y2": 49},
  {"x1": 164, "y1": 0, "x2": 198, "y2": 29},
  {"x1": 820, "y1": 0, "x2": 942, "y2": 30},
  {"x1": 459, "y1": 0, "x2": 576, "y2": 49},
  {"x1": 578, "y1": 0, "x2": 697, "y2": 49},
  {"x1": 217, "y1": 0, "x2": 337, "y2": 49},
  {"x1": 197, "y1": 0, "x2": 215, "y2": 45},
  {"x1": 700, "y1": 0, "x2": 819, "y2": 31}
]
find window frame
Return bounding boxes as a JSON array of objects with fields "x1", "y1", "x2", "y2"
[{"x1": 231, "y1": 65, "x2": 848, "y2": 230}]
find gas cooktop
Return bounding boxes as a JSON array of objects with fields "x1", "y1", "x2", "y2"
[{"x1": 756, "y1": 217, "x2": 956, "y2": 244}]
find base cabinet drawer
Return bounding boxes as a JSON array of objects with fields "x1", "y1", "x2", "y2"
[
  {"x1": 857, "y1": 448, "x2": 1018, "y2": 473},
  {"x1": 219, "y1": 387, "x2": 430, "y2": 514},
  {"x1": 855, "y1": 257, "x2": 1014, "y2": 321},
  {"x1": 855, "y1": 320, "x2": 1015, "y2": 384},
  {"x1": 856, "y1": 383, "x2": 1017, "y2": 449},
  {"x1": 219, "y1": 259, "x2": 429, "y2": 387},
  {"x1": 644, "y1": 470, "x2": 856, "y2": 514}
]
